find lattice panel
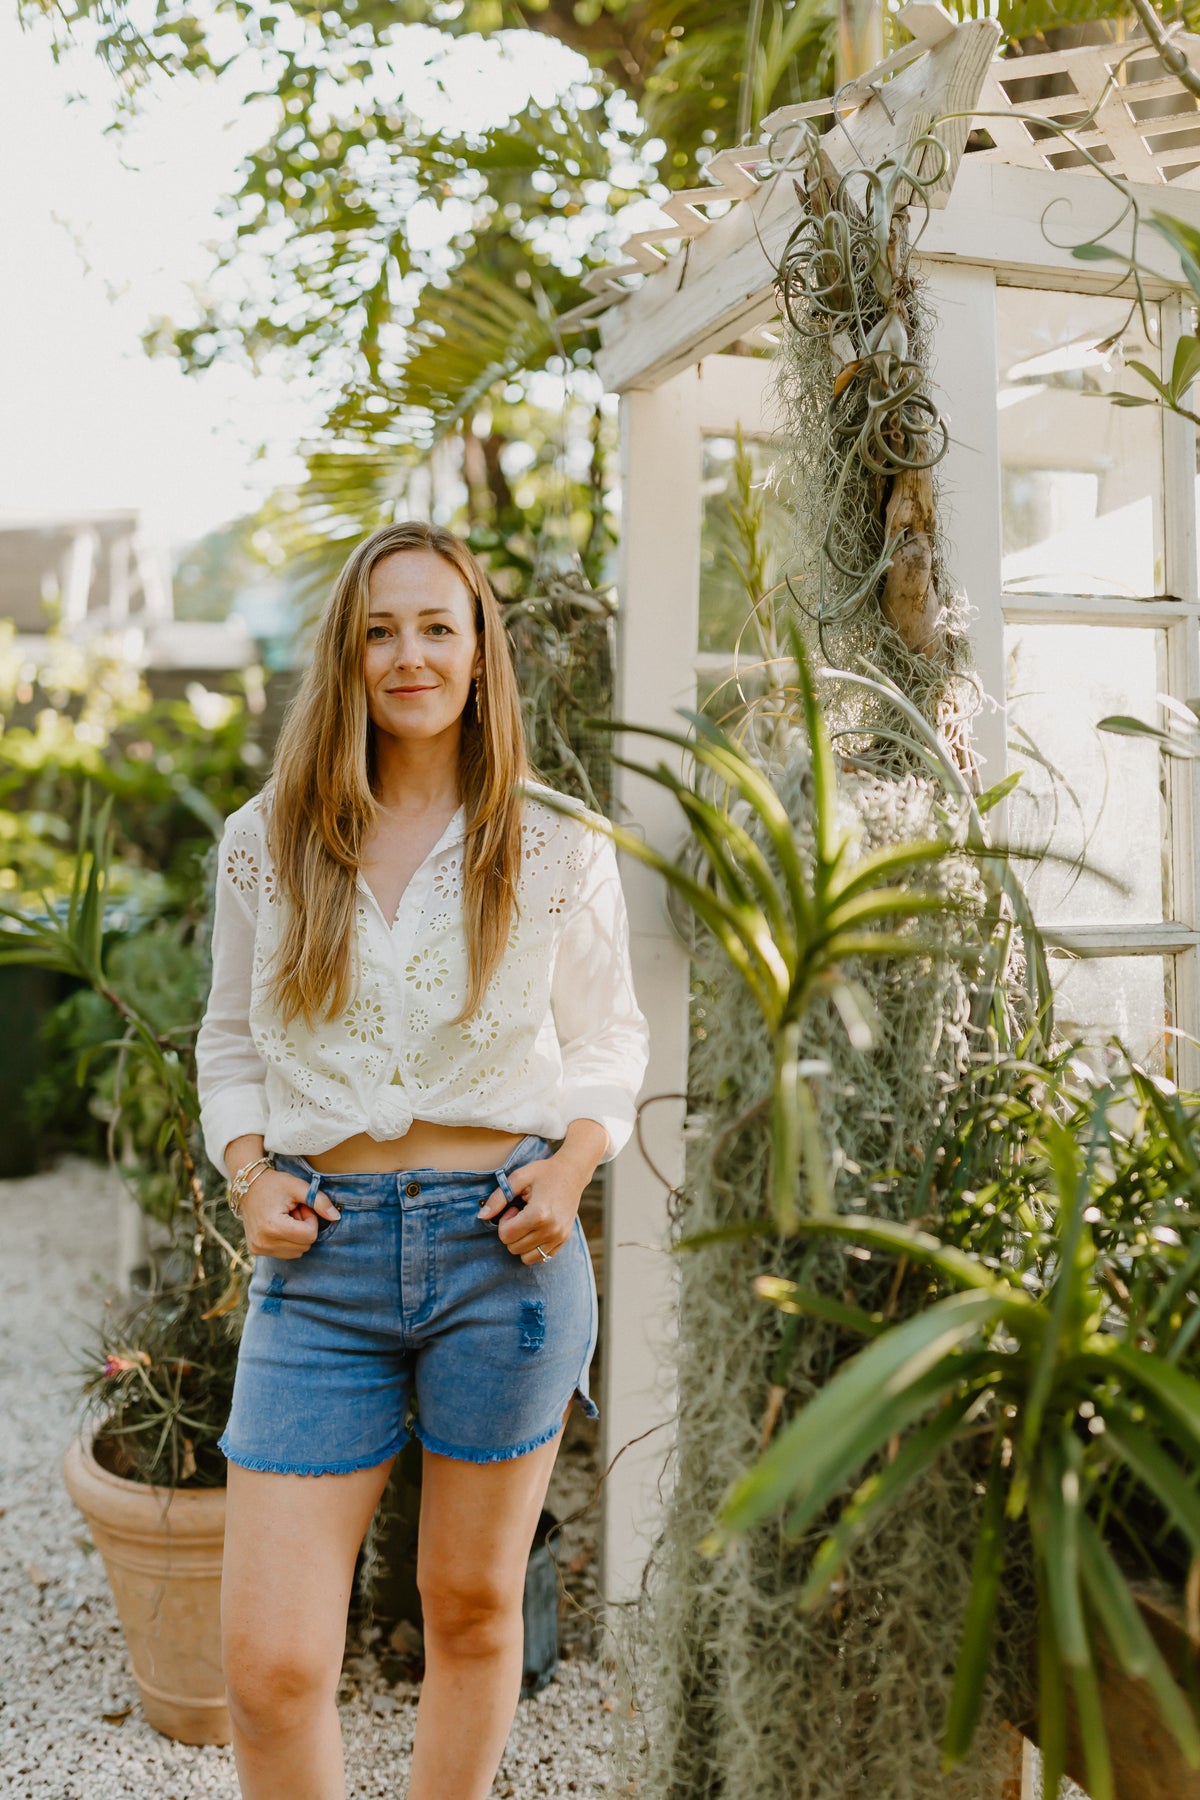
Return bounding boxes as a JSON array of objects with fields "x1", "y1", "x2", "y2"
[
  {"x1": 559, "y1": 18, "x2": 1200, "y2": 334},
  {"x1": 975, "y1": 35, "x2": 1200, "y2": 189}
]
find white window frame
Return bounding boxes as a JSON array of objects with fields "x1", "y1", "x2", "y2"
[{"x1": 929, "y1": 260, "x2": 1200, "y2": 1088}]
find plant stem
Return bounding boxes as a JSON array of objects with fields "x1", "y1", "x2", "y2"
[{"x1": 1127, "y1": 0, "x2": 1200, "y2": 102}]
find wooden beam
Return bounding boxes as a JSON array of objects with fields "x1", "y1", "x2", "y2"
[
  {"x1": 917, "y1": 155, "x2": 1200, "y2": 284},
  {"x1": 594, "y1": 17, "x2": 1001, "y2": 393}
]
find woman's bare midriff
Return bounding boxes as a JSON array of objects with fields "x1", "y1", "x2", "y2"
[{"x1": 305, "y1": 1119, "x2": 525, "y2": 1174}]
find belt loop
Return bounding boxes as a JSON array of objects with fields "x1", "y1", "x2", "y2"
[
  {"x1": 495, "y1": 1168, "x2": 517, "y2": 1205},
  {"x1": 305, "y1": 1170, "x2": 322, "y2": 1208}
]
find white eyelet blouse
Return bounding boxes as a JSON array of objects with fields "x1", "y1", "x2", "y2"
[{"x1": 195, "y1": 781, "x2": 650, "y2": 1177}]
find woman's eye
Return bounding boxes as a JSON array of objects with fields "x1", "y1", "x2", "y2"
[
  {"x1": 366, "y1": 626, "x2": 390, "y2": 640},
  {"x1": 427, "y1": 623, "x2": 451, "y2": 637}
]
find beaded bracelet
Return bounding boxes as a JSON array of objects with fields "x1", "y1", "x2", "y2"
[{"x1": 227, "y1": 1153, "x2": 275, "y2": 1219}]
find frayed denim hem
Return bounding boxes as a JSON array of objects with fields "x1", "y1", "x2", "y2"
[
  {"x1": 413, "y1": 1385, "x2": 598, "y2": 1464},
  {"x1": 218, "y1": 1432, "x2": 410, "y2": 1477}
]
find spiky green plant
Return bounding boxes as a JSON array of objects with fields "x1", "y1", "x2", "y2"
[
  {"x1": 702, "y1": 1099, "x2": 1200, "y2": 1800},
  {"x1": 546, "y1": 621, "x2": 979, "y2": 1229},
  {"x1": 0, "y1": 794, "x2": 199, "y2": 1160}
]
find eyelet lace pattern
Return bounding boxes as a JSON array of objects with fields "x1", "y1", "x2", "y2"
[{"x1": 195, "y1": 782, "x2": 649, "y2": 1174}]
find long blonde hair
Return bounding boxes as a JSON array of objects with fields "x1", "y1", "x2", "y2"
[{"x1": 266, "y1": 521, "x2": 530, "y2": 1027}]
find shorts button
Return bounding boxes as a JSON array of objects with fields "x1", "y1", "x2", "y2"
[{"x1": 405, "y1": 1180, "x2": 421, "y2": 1197}]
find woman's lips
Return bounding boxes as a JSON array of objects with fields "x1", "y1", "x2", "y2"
[{"x1": 385, "y1": 685, "x2": 435, "y2": 694}]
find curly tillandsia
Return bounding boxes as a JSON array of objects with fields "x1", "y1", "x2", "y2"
[{"x1": 773, "y1": 133, "x2": 951, "y2": 657}]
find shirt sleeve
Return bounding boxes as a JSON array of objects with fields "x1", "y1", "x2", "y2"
[
  {"x1": 550, "y1": 823, "x2": 650, "y2": 1163},
  {"x1": 195, "y1": 816, "x2": 270, "y2": 1178}
]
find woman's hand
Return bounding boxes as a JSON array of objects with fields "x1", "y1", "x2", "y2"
[
  {"x1": 239, "y1": 1168, "x2": 342, "y2": 1260},
  {"x1": 477, "y1": 1153, "x2": 583, "y2": 1263}
]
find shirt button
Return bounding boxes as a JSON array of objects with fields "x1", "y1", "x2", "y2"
[{"x1": 405, "y1": 1180, "x2": 421, "y2": 1197}]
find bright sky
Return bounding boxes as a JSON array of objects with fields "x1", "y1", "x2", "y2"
[
  {"x1": 0, "y1": 9, "x2": 593, "y2": 559},
  {"x1": 0, "y1": 8, "x2": 323, "y2": 553}
]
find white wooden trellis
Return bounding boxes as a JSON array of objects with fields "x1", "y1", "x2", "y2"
[
  {"x1": 975, "y1": 33, "x2": 1200, "y2": 187},
  {"x1": 585, "y1": 9, "x2": 1200, "y2": 1649}
]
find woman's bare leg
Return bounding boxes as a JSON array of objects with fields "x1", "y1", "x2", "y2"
[
  {"x1": 221, "y1": 1454, "x2": 397, "y2": 1800},
  {"x1": 407, "y1": 1415, "x2": 568, "y2": 1800}
]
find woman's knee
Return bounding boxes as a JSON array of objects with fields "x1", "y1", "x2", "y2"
[
  {"x1": 416, "y1": 1560, "x2": 522, "y2": 1654},
  {"x1": 223, "y1": 1623, "x2": 339, "y2": 1730}
]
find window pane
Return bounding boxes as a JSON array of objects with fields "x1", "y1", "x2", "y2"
[
  {"x1": 699, "y1": 436, "x2": 789, "y2": 655},
  {"x1": 1051, "y1": 952, "x2": 1176, "y2": 1079},
  {"x1": 1004, "y1": 622, "x2": 1169, "y2": 925},
  {"x1": 998, "y1": 288, "x2": 1164, "y2": 597}
]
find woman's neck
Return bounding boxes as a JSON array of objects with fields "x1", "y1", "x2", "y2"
[{"x1": 371, "y1": 728, "x2": 461, "y2": 819}]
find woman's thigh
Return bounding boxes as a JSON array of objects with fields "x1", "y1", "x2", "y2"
[
  {"x1": 221, "y1": 1455, "x2": 397, "y2": 1694},
  {"x1": 415, "y1": 1426, "x2": 565, "y2": 1622}
]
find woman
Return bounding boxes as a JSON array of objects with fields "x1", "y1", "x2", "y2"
[{"x1": 196, "y1": 519, "x2": 649, "y2": 1800}]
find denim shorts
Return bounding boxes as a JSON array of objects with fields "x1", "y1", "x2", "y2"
[{"x1": 218, "y1": 1134, "x2": 600, "y2": 1474}]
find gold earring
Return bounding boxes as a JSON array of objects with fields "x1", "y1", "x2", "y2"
[{"x1": 474, "y1": 675, "x2": 484, "y2": 724}]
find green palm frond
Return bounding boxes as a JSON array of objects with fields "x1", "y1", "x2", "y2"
[{"x1": 388, "y1": 266, "x2": 560, "y2": 446}]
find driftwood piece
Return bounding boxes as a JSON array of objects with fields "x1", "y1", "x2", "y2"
[{"x1": 881, "y1": 460, "x2": 940, "y2": 653}]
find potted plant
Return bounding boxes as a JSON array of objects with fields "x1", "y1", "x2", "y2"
[{"x1": 0, "y1": 794, "x2": 248, "y2": 1743}]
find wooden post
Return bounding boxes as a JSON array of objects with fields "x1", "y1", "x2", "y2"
[
  {"x1": 918, "y1": 259, "x2": 1007, "y2": 791},
  {"x1": 600, "y1": 368, "x2": 702, "y2": 1613}
]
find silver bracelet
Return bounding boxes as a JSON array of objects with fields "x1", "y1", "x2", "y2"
[{"x1": 227, "y1": 1154, "x2": 274, "y2": 1218}]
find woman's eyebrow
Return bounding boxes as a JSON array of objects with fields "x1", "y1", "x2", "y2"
[{"x1": 367, "y1": 607, "x2": 456, "y2": 619}]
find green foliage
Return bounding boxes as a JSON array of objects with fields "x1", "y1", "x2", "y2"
[
  {"x1": 0, "y1": 622, "x2": 268, "y2": 913},
  {"x1": 1073, "y1": 211, "x2": 1200, "y2": 427},
  {"x1": 27, "y1": 924, "x2": 208, "y2": 1177},
  {"x1": 547, "y1": 621, "x2": 985, "y2": 1228},
  {"x1": 23, "y1": 0, "x2": 1153, "y2": 562},
  {"x1": 702, "y1": 1074, "x2": 1200, "y2": 1800},
  {"x1": 0, "y1": 802, "x2": 249, "y2": 1485}
]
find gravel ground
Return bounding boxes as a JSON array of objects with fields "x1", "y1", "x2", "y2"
[{"x1": 0, "y1": 1158, "x2": 616, "y2": 1798}]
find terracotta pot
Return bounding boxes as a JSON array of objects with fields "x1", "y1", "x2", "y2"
[
  {"x1": 62, "y1": 1423, "x2": 231, "y2": 1745},
  {"x1": 1014, "y1": 1579, "x2": 1200, "y2": 1800},
  {"x1": 1067, "y1": 1581, "x2": 1200, "y2": 1800}
]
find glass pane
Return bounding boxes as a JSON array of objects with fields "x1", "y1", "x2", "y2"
[
  {"x1": 1004, "y1": 622, "x2": 1169, "y2": 925},
  {"x1": 699, "y1": 436, "x2": 790, "y2": 656},
  {"x1": 998, "y1": 287, "x2": 1164, "y2": 597},
  {"x1": 1051, "y1": 952, "x2": 1176, "y2": 1079}
]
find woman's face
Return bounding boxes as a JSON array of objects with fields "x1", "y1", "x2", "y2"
[{"x1": 363, "y1": 549, "x2": 483, "y2": 752}]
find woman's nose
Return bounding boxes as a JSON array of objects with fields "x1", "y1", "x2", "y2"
[{"x1": 394, "y1": 633, "x2": 425, "y2": 667}]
